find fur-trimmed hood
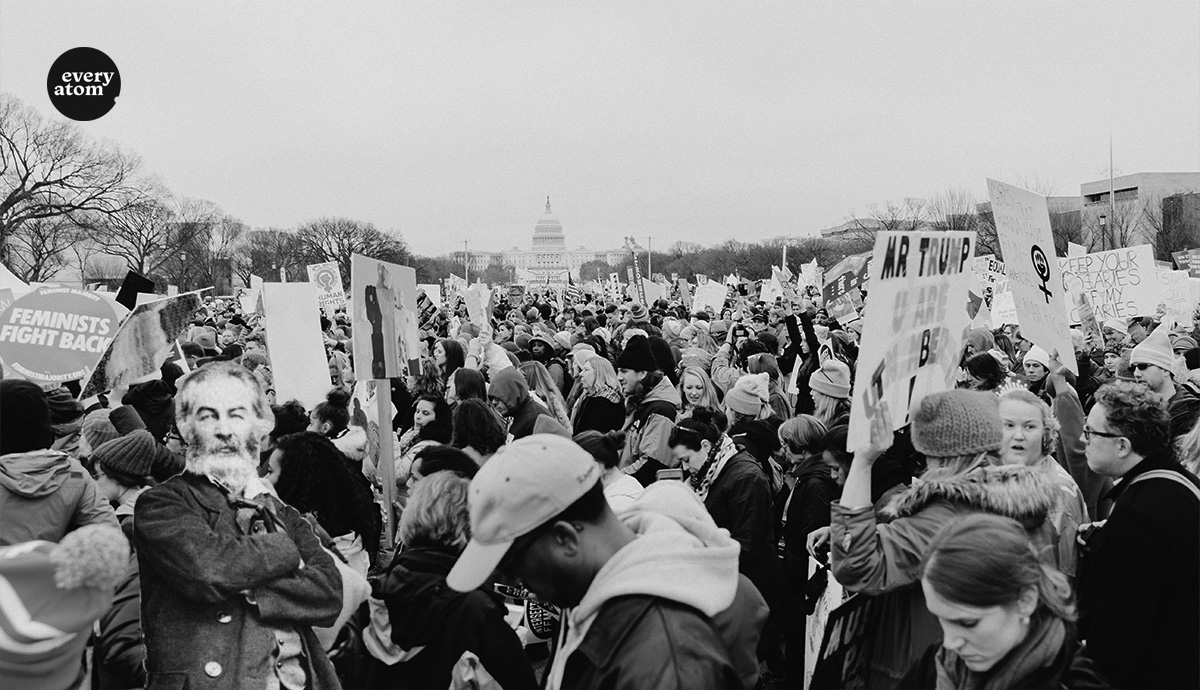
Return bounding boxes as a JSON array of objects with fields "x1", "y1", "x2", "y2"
[{"x1": 881, "y1": 463, "x2": 1057, "y2": 531}]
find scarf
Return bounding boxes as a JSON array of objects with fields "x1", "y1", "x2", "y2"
[
  {"x1": 692, "y1": 435, "x2": 739, "y2": 502},
  {"x1": 936, "y1": 612, "x2": 1065, "y2": 690},
  {"x1": 570, "y1": 384, "x2": 623, "y2": 424}
]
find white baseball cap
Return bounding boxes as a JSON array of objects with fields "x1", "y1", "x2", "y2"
[{"x1": 446, "y1": 434, "x2": 602, "y2": 592}]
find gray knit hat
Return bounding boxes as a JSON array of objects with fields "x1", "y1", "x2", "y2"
[{"x1": 911, "y1": 390, "x2": 1002, "y2": 458}]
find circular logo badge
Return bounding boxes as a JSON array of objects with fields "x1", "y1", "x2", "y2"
[{"x1": 47, "y1": 48, "x2": 121, "y2": 121}]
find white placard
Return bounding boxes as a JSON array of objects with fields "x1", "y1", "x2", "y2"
[
  {"x1": 692, "y1": 282, "x2": 728, "y2": 316},
  {"x1": 350, "y1": 255, "x2": 420, "y2": 381},
  {"x1": 262, "y1": 282, "x2": 332, "y2": 409},
  {"x1": 987, "y1": 179, "x2": 1076, "y2": 374},
  {"x1": 1058, "y1": 245, "x2": 1158, "y2": 324},
  {"x1": 306, "y1": 261, "x2": 346, "y2": 312},
  {"x1": 848, "y1": 231, "x2": 975, "y2": 450}
]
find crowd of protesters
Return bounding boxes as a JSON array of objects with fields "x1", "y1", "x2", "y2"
[{"x1": 1, "y1": 278, "x2": 1198, "y2": 690}]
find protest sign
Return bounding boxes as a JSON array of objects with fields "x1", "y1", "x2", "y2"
[
  {"x1": 848, "y1": 231, "x2": 974, "y2": 450},
  {"x1": 987, "y1": 179, "x2": 1076, "y2": 375},
  {"x1": 0, "y1": 287, "x2": 121, "y2": 386},
  {"x1": 82, "y1": 291, "x2": 203, "y2": 397},
  {"x1": 1068, "y1": 242, "x2": 1088, "y2": 257},
  {"x1": 351, "y1": 255, "x2": 421, "y2": 381},
  {"x1": 810, "y1": 594, "x2": 883, "y2": 690},
  {"x1": 418, "y1": 284, "x2": 443, "y2": 308},
  {"x1": 1189, "y1": 249, "x2": 1200, "y2": 279},
  {"x1": 0, "y1": 288, "x2": 12, "y2": 314},
  {"x1": 0, "y1": 263, "x2": 27, "y2": 294},
  {"x1": 261, "y1": 283, "x2": 330, "y2": 410},
  {"x1": 991, "y1": 279, "x2": 1018, "y2": 325},
  {"x1": 805, "y1": 565, "x2": 845, "y2": 690},
  {"x1": 692, "y1": 282, "x2": 727, "y2": 317},
  {"x1": 1058, "y1": 245, "x2": 1157, "y2": 324},
  {"x1": 822, "y1": 252, "x2": 871, "y2": 305},
  {"x1": 239, "y1": 274, "x2": 264, "y2": 314},
  {"x1": 306, "y1": 261, "x2": 346, "y2": 312},
  {"x1": 464, "y1": 284, "x2": 492, "y2": 326},
  {"x1": 677, "y1": 278, "x2": 692, "y2": 310},
  {"x1": 1156, "y1": 268, "x2": 1196, "y2": 326},
  {"x1": 115, "y1": 271, "x2": 156, "y2": 311},
  {"x1": 643, "y1": 280, "x2": 664, "y2": 305},
  {"x1": 1173, "y1": 250, "x2": 1191, "y2": 272}
]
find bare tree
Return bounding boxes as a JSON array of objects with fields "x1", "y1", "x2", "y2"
[
  {"x1": 248, "y1": 228, "x2": 304, "y2": 282},
  {"x1": 295, "y1": 217, "x2": 410, "y2": 286},
  {"x1": 85, "y1": 189, "x2": 184, "y2": 278},
  {"x1": 0, "y1": 94, "x2": 144, "y2": 267},
  {"x1": 5, "y1": 216, "x2": 81, "y2": 282},
  {"x1": 1147, "y1": 192, "x2": 1200, "y2": 261},
  {"x1": 842, "y1": 197, "x2": 929, "y2": 254},
  {"x1": 1084, "y1": 195, "x2": 1143, "y2": 252}
]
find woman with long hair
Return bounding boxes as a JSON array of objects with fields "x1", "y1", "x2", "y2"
[
  {"x1": 434, "y1": 339, "x2": 466, "y2": 387},
  {"x1": 445, "y1": 367, "x2": 486, "y2": 408},
  {"x1": 1177, "y1": 416, "x2": 1200, "y2": 476},
  {"x1": 901, "y1": 514, "x2": 1103, "y2": 689},
  {"x1": 570, "y1": 352, "x2": 625, "y2": 435},
  {"x1": 450, "y1": 398, "x2": 508, "y2": 465},
  {"x1": 677, "y1": 365, "x2": 721, "y2": 419},
  {"x1": 747, "y1": 353, "x2": 792, "y2": 419},
  {"x1": 669, "y1": 406, "x2": 784, "y2": 674},
  {"x1": 809, "y1": 359, "x2": 852, "y2": 428},
  {"x1": 267, "y1": 431, "x2": 381, "y2": 575},
  {"x1": 395, "y1": 394, "x2": 453, "y2": 489},
  {"x1": 519, "y1": 360, "x2": 573, "y2": 433}
]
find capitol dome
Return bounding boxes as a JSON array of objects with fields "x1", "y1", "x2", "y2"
[{"x1": 532, "y1": 197, "x2": 567, "y2": 251}]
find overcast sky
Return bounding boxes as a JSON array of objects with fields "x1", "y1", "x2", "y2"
[{"x1": 3, "y1": 2, "x2": 1198, "y2": 256}]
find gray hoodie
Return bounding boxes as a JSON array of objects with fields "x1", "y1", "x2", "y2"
[{"x1": 0, "y1": 449, "x2": 117, "y2": 546}]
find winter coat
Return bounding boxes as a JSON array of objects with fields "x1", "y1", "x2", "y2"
[
  {"x1": 1077, "y1": 455, "x2": 1200, "y2": 690},
  {"x1": 1168, "y1": 381, "x2": 1200, "y2": 439},
  {"x1": 93, "y1": 498, "x2": 146, "y2": 690},
  {"x1": 490, "y1": 367, "x2": 549, "y2": 439},
  {"x1": 361, "y1": 546, "x2": 537, "y2": 690},
  {"x1": 1051, "y1": 383, "x2": 1110, "y2": 520},
  {"x1": 122, "y1": 381, "x2": 175, "y2": 444},
  {"x1": 705, "y1": 452, "x2": 782, "y2": 603},
  {"x1": 710, "y1": 344, "x2": 742, "y2": 393},
  {"x1": 830, "y1": 464, "x2": 1060, "y2": 688},
  {"x1": 571, "y1": 394, "x2": 626, "y2": 435},
  {"x1": 133, "y1": 472, "x2": 343, "y2": 690},
  {"x1": 620, "y1": 376, "x2": 680, "y2": 486},
  {"x1": 547, "y1": 482, "x2": 766, "y2": 690},
  {"x1": 0, "y1": 449, "x2": 117, "y2": 546},
  {"x1": 779, "y1": 463, "x2": 840, "y2": 586}
]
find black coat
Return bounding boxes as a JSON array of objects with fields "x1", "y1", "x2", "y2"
[
  {"x1": 363, "y1": 547, "x2": 536, "y2": 690},
  {"x1": 571, "y1": 395, "x2": 625, "y2": 435},
  {"x1": 779, "y1": 464, "x2": 840, "y2": 584},
  {"x1": 558, "y1": 595, "x2": 742, "y2": 690},
  {"x1": 1077, "y1": 456, "x2": 1200, "y2": 690}
]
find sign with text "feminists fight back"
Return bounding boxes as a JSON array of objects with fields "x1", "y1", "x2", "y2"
[
  {"x1": 0, "y1": 287, "x2": 121, "y2": 386},
  {"x1": 848, "y1": 231, "x2": 974, "y2": 452},
  {"x1": 987, "y1": 179, "x2": 1077, "y2": 375}
]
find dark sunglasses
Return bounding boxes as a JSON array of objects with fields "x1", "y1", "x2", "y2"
[{"x1": 1132, "y1": 363, "x2": 1156, "y2": 371}]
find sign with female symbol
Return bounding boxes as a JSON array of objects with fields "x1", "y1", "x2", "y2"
[{"x1": 306, "y1": 262, "x2": 346, "y2": 311}]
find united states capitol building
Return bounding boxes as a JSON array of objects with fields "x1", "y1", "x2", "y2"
[{"x1": 450, "y1": 199, "x2": 626, "y2": 285}]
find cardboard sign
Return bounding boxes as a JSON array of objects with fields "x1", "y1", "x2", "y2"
[
  {"x1": 1058, "y1": 246, "x2": 1158, "y2": 326},
  {"x1": 848, "y1": 231, "x2": 975, "y2": 450},
  {"x1": 464, "y1": 284, "x2": 493, "y2": 326},
  {"x1": 822, "y1": 252, "x2": 871, "y2": 305},
  {"x1": 82, "y1": 291, "x2": 204, "y2": 397},
  {"x1": 677, "y1": 278, "x2": 693, "y2": 310},
  {"x1": 0, "y1": 287, "x2": 121, "y2": 386},
  {"x1": 1156, "y1": 268, "x2": 1196, "y2": 326},
  {"x1": 987, "y1": 179, "x2": 1076, "y2": 375},
  {"x1": 804, "y1": 565, "x2": 846, "y2": 690},
  {"x1": 306, "y1": 261, "x2": 346, "y2": 312},
  {"x1": 350, "y1": 255, "x2": 421, "y2": 381},
  {"x1": 810, "y1": 594, "x2": 883, "y2": 690},
  {"x1": 262, "y1": 283, "x2": 331, "y2": 409},
  {"x1": 1189, "y1": 249, "x2": 1200, "y2": 279},
  {"x1": 115, "y1": 271, "x2": 156, "y2": 311},
  {"x1": 1067, "y1": 242, "x2": 1088, "y2": 257},
  {"x1": 692, "y1": 282, "x2": 728, "y2": 317}
]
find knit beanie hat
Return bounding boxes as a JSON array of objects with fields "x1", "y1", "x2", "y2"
[
  {"x1": 616, "y1": 335, "x2": 657, "y2": 372},
  {"x1": 725, "y1": 373, "x2": 770, "y2": 416},
  {"x1": 809, "y1": 359, "x2": 852, "y2": 400},
  {"x1": 514, "y1": 333, "x2": 532, "y2": 351},
  {"x1": 0, "y1": 380, "x2": 53, "y2": 455},
  {"x1": 1131, "y1": 327, "x2": 1176, "y2": 375},
  {"x1": 1172, "y1": 336, "x2": 1198, "y2": 353},
  {"x1": 629, "y1": 303, "x2": 649, "y2": 322},
  {"x1": 81, "y1": 409, "x2": 121, "y2": 451},
  {"x1": 44, "y1": 387, "x2": 84, "y2": 426},
  {"x1": 553, "y1": 331, "x2": 573, "y2": 352},
  {"x1": 93, "y1": 430, "x2": 161, "y2": 480},
  {"x1": 911, "y1": 389, "x2": 1003, "y2": 458},
  {"x1": 1022, "y1": 345, "x2": 1050, "y2": 370},
  {"x1": 108, "y1": 405, "x2": 147, "y2": 435}
]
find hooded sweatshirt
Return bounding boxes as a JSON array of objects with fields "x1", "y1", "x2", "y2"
[
  {"x1": 0, "y1": 450, "x2": 118, "y2": 546},
  {"x1": 121, "y1": 381, "x2": 174, "y2": 444},
  {"x1": 489, "y1": 368, "x2": 548, "y2": 440},
  {"x1": 546, "y1": 482, "x2": 767, "y2": 690}
]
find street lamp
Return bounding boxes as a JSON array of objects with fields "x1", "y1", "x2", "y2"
[{"x1": 1099, "y1": 214, "x2": 1108, "y2": 251}]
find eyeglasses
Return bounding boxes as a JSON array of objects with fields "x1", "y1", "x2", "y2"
[
  {"x1": 1132, "y1": 363, "x2": 1156, "y2": 371},
  {"x1": 1082, "y1": 426, "x2": 1124, "y2": 441}
]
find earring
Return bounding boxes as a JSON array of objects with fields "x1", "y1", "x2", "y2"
[{"x1": 1020, "y1": 615, "x2": 1031, "y2": 625}]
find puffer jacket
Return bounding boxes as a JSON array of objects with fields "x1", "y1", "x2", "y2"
[
  {"x1": 0, "y1": 449, "x2": 117, "y2": 546},
  {"x1": 620, "y1": 376, "x2": 680, "y2": 486},
  {"x1": 830, "y1": 463, "x2": 1060, "y2": 688},
  {"x1": 361, "y1": 547, "x2": 536, "y2": 690}
]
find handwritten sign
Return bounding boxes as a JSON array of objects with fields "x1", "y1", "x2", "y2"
[
  {"x1": 1156, "y1": 268, "x2": 1197, "y2": 326},
  {"x1": 692, "y1": 282, "x2": 728, "y2": 317},
  {"x1": 1058, "y1": 245, "x2": 1157, "y2": 324},
  {"x1": 810, "y1": 594, "x2": 883, "y2": 690},
  {"x1": 848, "y1": 231, "x2": 974, "y2": 450},
  {"x1": 987, "y1": 179, "x2": 1076, "y2": 375}
]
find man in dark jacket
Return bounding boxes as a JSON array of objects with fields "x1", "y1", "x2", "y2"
[
  {"x1": 134, "y1": 362, "x2": 344, "y2": 689},
  {"x1": 1078, "y1": 381, "x2": 1199, "y2": 689},
  {"x1": 448, "y1": 434, "x2": 763, "y2": 690},
  {"x1": 488, "y1": 366, "x2": 548, "y2": 440},
  {"x1": 615, "y1": 335, "x2": 681, "y2": 485},
  {"x1": 0, "y1": 380, "x2": 117, "y2": 546}
]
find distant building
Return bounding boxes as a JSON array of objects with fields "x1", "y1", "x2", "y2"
[
  {"x1": 451, "y1": 199, "x2": 625, "y2": 284},
  {"x1": 1080, "y1": 172, "x2": 1200, "y2": 249}
]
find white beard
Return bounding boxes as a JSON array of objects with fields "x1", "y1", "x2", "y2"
[{"x1": 187, "y1": 452, "x2": 257, "y2": 495}]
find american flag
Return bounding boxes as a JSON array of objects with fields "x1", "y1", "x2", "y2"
[{"x1": 564, "y1": 274, "x2": 582, "y2": 306}]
